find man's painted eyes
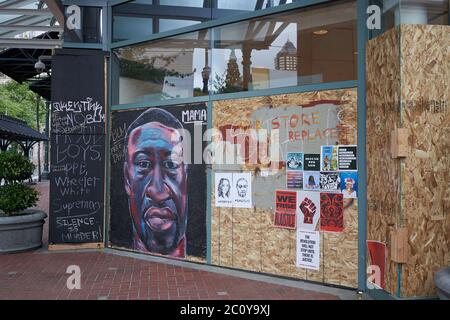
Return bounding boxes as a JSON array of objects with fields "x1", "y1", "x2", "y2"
[
  {"x1": 163, "y1": 160, "x2": 180, "y2": 170},
  {"x1": 135, "y1": 160, "x2": 180, "y2": 170},
  {"x1": 137, "y1": 160, "x2": 151, "y2": 169}
]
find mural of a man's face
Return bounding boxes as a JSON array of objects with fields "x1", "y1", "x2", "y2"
[
  {"x1": 124, "y1": 110, "x2": 187, "y2": 257},
  {"x1": 236, "y1": 178, "x2": 248, "y2": 198}
]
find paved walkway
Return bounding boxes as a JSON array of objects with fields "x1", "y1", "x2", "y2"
[
  {"x1": 0, "y1": 181, "x2": 360, "y2": 300},
  {"x1": 0, "y1": 249, "x2": 348, "y2": 300}
]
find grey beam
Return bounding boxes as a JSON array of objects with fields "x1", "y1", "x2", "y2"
[
  {"x1": 0, "y1": 25, "x2": 63, "y2": 32},
  {"x1": 0, "y1": 9, "x2": 53, "y2": 16},
  {"x1": 0, "y1": 38, "x2": 62, "y2": 49},
  {"x1": 0, "y1": 0, "x2": 39, "y2": 8}
]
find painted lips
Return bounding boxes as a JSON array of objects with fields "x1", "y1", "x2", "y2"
[{"x1": 144, "y1": 207, "x2": 176, "y2": 232}]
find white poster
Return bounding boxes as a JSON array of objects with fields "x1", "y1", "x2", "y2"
[
  {"x1": 232, "y1": 172, "x2": 252, "y2": 208},
  {"x1": 297, "y1": 191, "x2": 320, "y2": 231},
  {"x1": 296, "y1": 230, "x2": 320, "y2": 270},
  {"x1": 215, "y1": 172, "x2": 233, "y2": 207}
]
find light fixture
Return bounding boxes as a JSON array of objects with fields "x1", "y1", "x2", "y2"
[
  {"x1": 34, "y1": 59, "x2": 45, "y2": 73},
  {"x1": 313, "y1": 29, "x2": 328, "y2": 35}
]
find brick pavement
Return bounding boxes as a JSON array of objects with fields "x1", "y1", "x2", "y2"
[
  {"x1": 0, "y1": 182, "x2": 345, "y2": 300},
  {"x1": 0, "y1": 250, "x2": 340, "y2": 300}
]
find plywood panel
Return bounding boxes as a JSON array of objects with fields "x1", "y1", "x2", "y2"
[
  {"x1": 399, "y1": 25, "x2": 450, "y2": 297},
  {"x1": 219, "y1": 207, "x2": 233, "y2": 266},
  {"x1": 366, "y1": 28, "x2": 401, "y2": 296},
  {"x1": 211, "y1": 89, "x2": 358, "y2": 287},
  {"x1": 211, "y1": 192, "x2": 220, "y2": 265}
]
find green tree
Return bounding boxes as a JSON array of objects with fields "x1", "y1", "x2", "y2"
[{"x1": 0, "y1": 79, "x2": 46, "y2": 130}]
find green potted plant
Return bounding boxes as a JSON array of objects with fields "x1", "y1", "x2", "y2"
[{"x1": 0, "y1": 151, "x2": 47, "y2": 253}]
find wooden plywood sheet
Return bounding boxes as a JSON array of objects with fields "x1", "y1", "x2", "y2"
[
  {"x1": 366, "y1": 27, "x2": 401, "y2": 296},
  {"x1": 399, "y1": 25, "x2": 450, "y2": 298},
  {"x1": 211, "y1": 89, "x2": 358, "y2": 287}
]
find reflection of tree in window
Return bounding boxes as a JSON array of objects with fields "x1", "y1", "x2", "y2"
[
  {"x1": 117, "y1": 47, "x2": 194, "y2": 85},
  {"x1": 213, "y1": 49, "x2": 243, "y2": 94}
]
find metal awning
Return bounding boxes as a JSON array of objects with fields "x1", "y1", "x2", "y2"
[
  {"x1": 0, "y1": 113, "x2": 48, "y2": 153},
  {"x1": 0, "y1": 0, "x2": 63, "y2": 50},
  {"x1": 0, "y1": 113, "x2": 47, "y2": 141},
  {"x1": 0, "y1": 31, "x2": 56, "y2": 82},
  {"x1": 0, "y1": 0, "x2": 63, "y2": 100}
]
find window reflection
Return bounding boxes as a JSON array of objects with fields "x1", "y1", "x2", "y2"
[
  {"x1": 212, "y1": 0, "x2": 357, "y2": 94},
  {"x1": 115, "y1": 31, "x2": 210, "y2": 104},
  {"x1": 217, "y1": 0, "x2": 295, "y2": 10},
  {"x1": 113, "y1": 0, "x2": 357, "y2": 104}
]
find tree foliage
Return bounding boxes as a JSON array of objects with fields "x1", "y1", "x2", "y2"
[
  {"x1": 0, "y1": 151, "x2": 39, "y2": 215},
  {"x1": 0, "y1": 79, "x2": 46, "y2": 130}
]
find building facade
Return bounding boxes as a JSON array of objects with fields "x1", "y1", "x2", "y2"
[{"x1": 47, "y1": 0, "x2": 449, "y2": 299}]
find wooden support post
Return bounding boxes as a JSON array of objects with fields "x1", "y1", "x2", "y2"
[
  {"x1": 48, "y1": 242, "x2": 104, "y2": 251},
  {"x1": 390, "y1": 227, "x2": 409, "y2": 263},
  {"x1": 390, "y1": 128, "x2": 408, "y2": 158}
]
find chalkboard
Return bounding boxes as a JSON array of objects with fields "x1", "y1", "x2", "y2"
[{"x1": 49, "y1": 49, "x2": 107, "y2": 244}]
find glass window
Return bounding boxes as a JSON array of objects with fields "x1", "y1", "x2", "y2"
[
  {"x1": 369, "y1": 0, "x2": 449, "y2": 39},
  {"x1": 112, "y1": 0, "x2": 358, "y2": 105},
  {"x1": 211, "y1": 0, "x2": 357, "y2": 94},
  {"x1": 159, "y1": 19, "x2": 200, "y2": 33},
  {"x1": 114, "y1": 30, "x2": 210, "y2": 104},
  {"x1": 217, "y1": 0, "x2": 295, "y2": 10},
  {"x1": 400, "y1": 0, "x2": 448, "y2": 25},
  {"x1": 113, "y1": 16, "x2": 152, "y2": 42},
  {"x1": 160, "y1": 0, "x2": 207, "y2": 7},
  {"x1": 112, "y1": 0, "x2": 208, "y2": 42}
]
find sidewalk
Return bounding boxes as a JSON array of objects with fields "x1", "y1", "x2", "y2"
[
  {"x1": 0, "y1": 181, "x2": 359, "y2": 300},
  {"x1": 0, "y1": 249, "x2": 349, "y2": 300}
]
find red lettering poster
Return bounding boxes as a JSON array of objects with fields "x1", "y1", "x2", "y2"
[
  {"x1": 274, "y1": 190, "x2": 297, "y2": 229},
  {"x1": 320, "y1": 193, "x2": 344, "y2": 232}
]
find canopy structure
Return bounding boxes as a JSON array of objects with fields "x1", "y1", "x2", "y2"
[
  {"x1": 0, "y1": 0, "x2": 64, "y2": 99},
  {"x1": 0, "y1": 113, "x2": 48, "y2": 156}
]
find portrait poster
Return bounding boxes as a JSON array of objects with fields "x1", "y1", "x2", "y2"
[
  {"x1": 303, "y1": 154, "x2": 321, "y2": 171},
  {"x1": 109, "y1": 103, "x2": 208, "y2": 260},
  {"x1": 338, "y1": 145, "x2": 357, "y2": 171},
  {"x1": 319, "y1": 172, "x2": 341, "y2": 191},
  {"x1": 320, "y1": 145, "x2": 338, "y2": 171},
  {"x1": 303, "y1": 171, "x2": 320, "y2": 191},
  {"x1": 287, "y1": 171, "x2": 303, "y2": 189},
  {"x1": 232, "y1": 172, "x2": 252, "y2": 208},
  {"x1": 296, "y1": 230, "x2": 320, "y2": 270},
  {"x1": 340, "y1": 172, "x2": 358, "y2": 199},
  {"x1": 215, "y1": 172, "x2": 233, "y2": 207},
  {"x1": 297, "y1": 191, "x2": 320, "y2": 231},
  {"x1": 320, "y1": 193, "x2": 344, "y2": 232},
  {"x1": 274, "y1": 190, "x2": 297, "y2": 229}
]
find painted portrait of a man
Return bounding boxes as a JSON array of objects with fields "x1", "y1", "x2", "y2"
[{"x1": 123, "y1": 108, "x2": 188, "y2": 258}]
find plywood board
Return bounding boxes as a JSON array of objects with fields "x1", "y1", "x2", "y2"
[
  {"x1": 399, "y1": 25, "x2": 450, "y2": 297},
  {"x1": 211, "y1": 89, "x2": 358, "y2": 288},
  {"x1": 48, "y1": 242, "x2": 104, "y2": 251},
  {"x1": 366, "y1": 27, "x2": 401, "y2": 296}
]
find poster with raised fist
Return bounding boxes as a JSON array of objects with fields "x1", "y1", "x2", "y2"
[{"x1": 297, "y1": 191, "x2": 320, "y2": 231}]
